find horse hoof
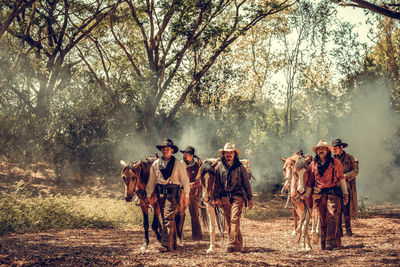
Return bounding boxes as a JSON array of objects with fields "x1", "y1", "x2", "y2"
[
  {"x1": 206, "y1": 246, "x2": 216, "y2": 254},
  {"x1": 291, "y1": 230, "x2": 296, "y2": 236},
  {"x1": 140, "y1": 244, "x2": 148, "y2": 251},
  {"x1": 177, "y1": 238, "x2": 183, "y2": 246}
]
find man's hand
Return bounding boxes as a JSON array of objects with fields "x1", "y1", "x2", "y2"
[
  {"x1": 145, "y1": 197, "x2": 151, "y2": 205},
  {"x1": 190, "y1": 182, "x2": 195, "y2": 190},
  {"x1": 248, "y1": 199, "x2": 253, "y2": 209},
  {"x1": 214, "y1": 199, "x2": 222, "y2": 207},
  {"x1": 184, "y1": 197, "x2": 190, "y2": 208},
  {"x1": 344, "y1": 194, "x2": 349, "y2": 205}
]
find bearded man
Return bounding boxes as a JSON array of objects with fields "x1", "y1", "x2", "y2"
[
  {"x1": 212, "y1": 142, "x2": 253, "y2": 253},
  {"x1": 332, "y1": 138, "x2": 359, "y2": 236},
  {"x1": 146, "y1": 139, "x2": 190, "y2": 252},
  {"x1": 307, "y1": 140, "x2": 349, "y2": 250}
]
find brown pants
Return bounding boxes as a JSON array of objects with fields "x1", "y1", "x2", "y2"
[
  {"x1": 159, "y1": 195, "x2": 179, "y2": 251},
  {"x1": 316, "y1": 194, "x2": 342, "y2": 249},
  {"x1": 188, "y1": 192, "x2": 202, "y2": 239},
  {"x1": 221, "y1": 196, "x2": 244, "y2": 252},
  {"x1": 178, "y1": 192, "x2": 202, "y2": 240}
]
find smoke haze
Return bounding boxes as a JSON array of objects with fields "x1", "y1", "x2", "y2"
[{"x1": 116, "y1": 81, "x2": 400, "y2": 205}]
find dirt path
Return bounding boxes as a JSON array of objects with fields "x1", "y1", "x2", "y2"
[{"x1": 1, "y1": 213, "x2": 399, "y2": 266}]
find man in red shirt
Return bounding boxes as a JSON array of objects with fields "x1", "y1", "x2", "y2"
[{"x1": 308, "y1": 140, "x2": 349, "y2": 250}]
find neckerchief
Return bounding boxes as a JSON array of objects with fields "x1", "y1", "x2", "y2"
[
  {"x1": 159, "y1": 156, "x2": 175, "y2": 180},
  {"x1": 316, "y1": 155, "x2": 332, "y2": 177}
]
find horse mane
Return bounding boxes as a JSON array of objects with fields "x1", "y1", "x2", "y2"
[{"x1": 294, "y1": 156, "x2": 307, "y2": 170}]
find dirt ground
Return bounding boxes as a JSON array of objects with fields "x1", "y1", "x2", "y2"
[
  {"x1": 1, "y1": 206, "x2": 400, "y2": 266},
  {"x1": 1, "y1": 162, "x2": 400, "y2": 266}
]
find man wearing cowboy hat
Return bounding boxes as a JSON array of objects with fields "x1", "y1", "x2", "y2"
[
  {"x1": 307, "y1": 140, "x2": 349, "y2": 250},
  {"x1": 146, "y1": 138, "x2": 190, "y2": 252},
  {"x1": 212, "y1": 142, "x2": 253, "y2": 253},
  {"x1": 332, "y1": 138, "x2": 359, "y2": 236},
  {"x1": 178, "y1": 145, "x2": 202, "y2": 241}
]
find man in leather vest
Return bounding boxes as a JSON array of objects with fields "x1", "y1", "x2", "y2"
[
  {"x1": 179, "y1": 145, "x2": 202, "y2": 240},
  {"x1": 146, "y1": 139, "x2": 190, "y2": 252},
  {"x1": 332, "y1": 138, "x2": 359, "y2": 236},
  {"x1": 212, "y1": 142, "x2": 253, "y2": 253},
  {"x1": 307, "y1": 140, "x2": 349, "y2": 250}
]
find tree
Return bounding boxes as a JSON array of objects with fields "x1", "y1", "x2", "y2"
[
  {"x1": 335, "y1": 0, "x2": 400, "y2": 20},
  {"x1": 101, "y1": 0, "x2": 296, "y2": 139}
]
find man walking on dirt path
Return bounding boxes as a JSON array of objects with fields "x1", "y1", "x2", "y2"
[
  {"x1": 332, "y1": 138, "x2": 359, "y2": 236},
  {"x1": 212, "y1": 142, "x2": 253, "y2": 253},
  {"x1": 308, "y1": 140, "x2": 349, "y2": 250},
  {"x1": 146, "y1": 138, "x2": 190, "y2": 252},
  {"x1": 179, "y1": 145, "x2": 202, "y2": 241}
]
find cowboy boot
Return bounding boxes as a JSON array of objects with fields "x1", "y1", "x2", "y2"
[{"x1": 345, "y1": 216, "x2": 352, "y2": 236}]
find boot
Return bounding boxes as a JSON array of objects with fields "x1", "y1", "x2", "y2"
[{"x1": 320, "y1": 227, "x2": 327, "y2": 250}]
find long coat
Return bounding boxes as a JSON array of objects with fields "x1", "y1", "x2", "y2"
[{"x1": 335, "y1": 151, "x2": 359, "y2": 216}]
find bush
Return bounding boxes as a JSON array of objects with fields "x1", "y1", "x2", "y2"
[{"x1": 0, "y1": 189, "x2": 144, "y2": 236}]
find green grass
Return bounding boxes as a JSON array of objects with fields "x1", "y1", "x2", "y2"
[{"x1": 0, "y1": 182, "x2": 144, "y2": 235}]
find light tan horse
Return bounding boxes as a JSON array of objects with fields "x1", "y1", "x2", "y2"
[{"x1": 281, "y1": 153, "x2": 315, "y2": 250}]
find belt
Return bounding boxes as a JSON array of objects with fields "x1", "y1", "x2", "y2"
[
  {"x1": 156, "y1": 184, "x2": 180, "y2": 195},
  {"x1": 319, "y1": 186, "x2": 342, "y2": 197},
  {"x1": 220, "y1": 191, "x2": 243, "y2": 198}
]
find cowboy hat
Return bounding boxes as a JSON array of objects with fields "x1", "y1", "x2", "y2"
[
  {"x1": 218, "y1": 142, "x2": 241, "y2": 156},
  {"x1": 331, "y1": 138, "x2": 348, "y2": 148},
  {"x1": 312, "y1": 139, "x2": 333, "y2": 153},
  {"x1": 180, "y1": 145, "x2": 196, "y2": 155},
  {"x1": 156, "y1": 138, "x2": 179, "y2": 153}
]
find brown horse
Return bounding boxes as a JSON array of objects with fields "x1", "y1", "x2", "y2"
[
  {"x1": 120, "y1": 157, "x2": 161, "y2": 251},
  {"x1": 281, "y1": 153, "x2": 314, "y2": 250}
]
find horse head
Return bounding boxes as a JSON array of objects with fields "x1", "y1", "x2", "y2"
[
  {"x1": 197, "y1": 158, "x2": 219, "y2": 202},
  {"x1": 281, "y1": 156, "x2": 295, "y2": 190},
  {"x1": 292, "y1": 156, "x2": 308, "y2": 195},
  {"x1": 120, "y1": 160, "x2": 141, "y2": 202}
]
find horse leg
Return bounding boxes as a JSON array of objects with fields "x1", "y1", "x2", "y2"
[
  {"x1": 206, "y1": 203, "x2": 216, "y2": 253},
  {"x1": 303, "y1": 210, "x2": 312, "y2": 251},
  {"x1": 311, "y1": 207, "x2": 320, "y2": 245},
  {"x1": 292, "y1": 208, "x2": 298, "y2": 236},
  {"x1": 140, "y1": 205, "x2": 150, "y2": 251}
]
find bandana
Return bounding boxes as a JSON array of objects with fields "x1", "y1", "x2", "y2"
[{"x1": 159, "y1": 156, "x2": 175, "y2": 180}]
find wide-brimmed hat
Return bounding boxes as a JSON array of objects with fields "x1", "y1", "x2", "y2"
[
  {"x1": 218, "y1": 142, "x2": 241, "y2": 156},
  {"x1": 156, "y1": 138, "x2": 178, "y2": 153},
  {"x1": 180, "y1": 145, "x2": 196, "y2": 155},
  {"x1": 331, "y1": 138, "x2": 348, "y2": 148},
  {"x1": 312, "y1": 139, "x2": 333, "y2": 153}
]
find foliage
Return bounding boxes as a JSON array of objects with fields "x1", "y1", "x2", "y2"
[{"x1": 0, "y1": 181, "x2": 143, "y2": 236}]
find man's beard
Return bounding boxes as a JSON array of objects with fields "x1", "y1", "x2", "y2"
[{"x1": 183, "y1": 158, "x2": 190, "y2": 164}]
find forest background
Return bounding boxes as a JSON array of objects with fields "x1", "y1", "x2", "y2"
[{"x1": 1, "y1": 0, "x2": 400, "y2": 205}]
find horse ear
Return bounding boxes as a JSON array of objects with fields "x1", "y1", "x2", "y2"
[
  {"x1": 305, "y1": 155, "x2": 313, "y2": 164},
  {"x1": 120, "y1": 160, "x2": 126, "y2": 167},
  {"x1": 280, "y1": 156, "x2": 286, "y2": 162}
]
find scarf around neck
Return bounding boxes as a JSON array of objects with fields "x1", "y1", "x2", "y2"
[
  {"x1": 316, "y1": 155, "x2": 332, "y2": 177},
  {"x1": 159, "y1": 156, "x2": 175, "y2": 180}
]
